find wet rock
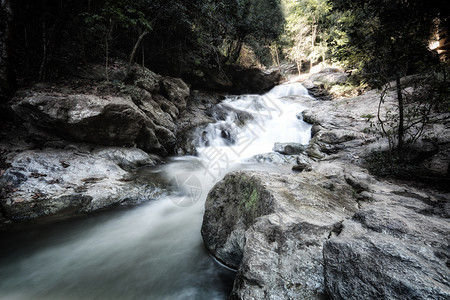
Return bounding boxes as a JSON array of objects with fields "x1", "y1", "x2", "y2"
[
  {"x1": 92, "y1": 147, "x2": 163, "y2": 171},
  {"x1": 292, "y1": 162, "x2": 312, "y2": 172},
  {"x1": 231, "y1": 68, "x2": 282, "y2": 94},
  {"x1": 206, "y1": 103, "x2": 254, "y2": 126},
  {"x1": 0, "y1": 147, "x2": 163, "y2": 225},
  {"x1": 273, "y1": 142, "x2": 306, "y2": 155},
  {"x1": 175, "y1": 91, "x2": 222, "y2": 155},
  {"x1": 302, "y1": 109, "x2": 320, "y2": 125},
  {"x1": 202, "y1": 170, "x2": 358, "y2": 299},
  {"x1": 249, "y1": 152, "x2": 300, "y2": 165}
]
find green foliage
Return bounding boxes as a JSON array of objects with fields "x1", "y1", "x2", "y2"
[
  {"x1": 219, "y1": 0, "x2": 285, "y2": 65},
  {"x1": 4, "y1": 0, "x2": 287, "y2": 91},
  {"x1": 330, "y1": 0, "x2": 446, "y2": 158},
  {"x1": 281, "y1": 0, "x2": 334, "y2": 72},
  {"x1": 84, "y1": 1, "x2": 151, "y2": 31},
  {"x1": 330, "y1": 0, "x2": 442, "y2": 87}
]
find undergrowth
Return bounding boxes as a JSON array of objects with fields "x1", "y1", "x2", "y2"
[{"x1": 366, "y1": 151, "x2": 415, "y2": 178}]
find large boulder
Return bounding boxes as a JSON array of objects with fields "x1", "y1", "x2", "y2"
[
  {"x1": 160, "y1": 76, "x2": 190, "y2": 111},
  {"x1": 0, "y1": 146, "x2": 163, "y2": 226},
  {"x1": 201, "y1": 170, "x2": 358, "y2": 299},
  {"x1": 10, "y1": 63, "x2": 191, "y2": 156},
  {"x1": 323, "y1": 166, "x2": 450, "y2": 300},
  {"x1": 306, "y1": 68, "x2": 349, "y2": 86},
  {"x1": 126, "y1": 65, "x2": 162, "y2": 93},
  {"x1": 11, "y1": 93, "x2": 165, "y2": 154},
  {"x1": 182, "y1": 66, "x2": 234, "y2": 92},
  {"x1": 300, "y1": 67, "x2": 352, "y2": 100},
  {"x1": 175, "y1": 91, "x2": 223, "y2": 155}
]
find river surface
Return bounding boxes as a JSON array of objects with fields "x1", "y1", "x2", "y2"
[{"x1": 0, "y1": 83, "x2": 312, "y2": 299}]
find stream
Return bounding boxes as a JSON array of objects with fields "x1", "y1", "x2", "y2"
[{"x1": 0, "y1": 83, "x2": 312, "y2": 299}]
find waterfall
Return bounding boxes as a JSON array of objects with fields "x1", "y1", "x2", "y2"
[
  {"x1": 0, "y1": 82, "x2": 313, "y2": 300},
  {"x1": 197, "y1": 82, "x2": 312, "y2": 166}
]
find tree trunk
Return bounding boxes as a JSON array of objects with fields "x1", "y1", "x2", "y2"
[
  {"x1": 228, "y1": 38, "x2": 243, "y2": 64},
  {"x1": 127, "y1": 29, "x2": 149, "y2": 76},
  {"x1": 270, "y1": 45, "x2": 280, "y2": 67},
  {"x1": 141, "y1": 39, "x2": 145, "y2": 68},
  {"x1": 310, "y1": 16, "x2": 318, "y2": 69},
  {"x1": 275, "y1": 47, "x2": 280, "y2": 66},
  {"x1": 0, "y1": 0, "x2": 14, "y2": 103},
  {"x1": 296, "y1": 60, "x2": 302, "y2": 74},
  {"x1": 105, "y1": 19, "x2": 113, "y2": 89},
  {"x1": 396, "y1": 75, "x2": 405, "y2": 159},
  {"x1": 38, "y1": 17, "x2": 47, "y2": 81}
]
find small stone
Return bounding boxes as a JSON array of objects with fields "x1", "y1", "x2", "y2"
[{"x1": 273, "y1": 142, "x2": 306, "y2": 155}]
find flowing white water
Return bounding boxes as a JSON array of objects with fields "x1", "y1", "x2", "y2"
[
  {"x1": 0, "y1": 83, "x2": 313, "y2": 300},
  {"x1": 197, "y1": 82, "x2": 312, "y2": 164}
]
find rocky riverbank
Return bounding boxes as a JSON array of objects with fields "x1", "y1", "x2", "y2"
[
  {"x1": 201, "y1": 75, "x2": 450, "y2": 299},
  {"x1": 0, "y1": 62, "x2": 193, "y2": 228}
]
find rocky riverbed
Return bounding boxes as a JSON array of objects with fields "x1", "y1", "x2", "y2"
[
  {"x1": 0, "y1": 61, "x2": 193, "y2": 228},
  {"x1": 1, "y1": 63, "x2": 449, "y2": 299}
]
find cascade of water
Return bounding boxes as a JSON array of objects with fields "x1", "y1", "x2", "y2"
[
  {"x1": 266, "y1": 82, "x2": 310, "y2": 98},
  {"x1": 197, "y1": 82, "x2": 312, "y2": 164}
]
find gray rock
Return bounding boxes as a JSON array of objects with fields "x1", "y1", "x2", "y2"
[
  {"x1": 127, "y1": 65, "x2": 162, "y2": 93},
  {"x1": 319, "y1": 130, "x2": 366, "y2": 145},
  {"x1": 324, "y1": 206, "x2": 450, "y2": 300},
  {"x1": 11, "y1": 93, "x2": 167, "y2": 154},
  {"x1": 249, "y1": 152, "x2": 301, "y2": 165},
  {"x1": 311, "y1": 162, "x2": 450, "y2": 300},
  {"x1": 11, "y1": 63, "x2": 191, "y2": 157},
  {"x1": 206, "y1": 103, "x2": 254, "y2": 126},
  {"x1": 273, "y1": 142, "x2": 306, "y2": 155},
  {"x1": 302, "y1": 109, "x2": 319, "y2": 125},
  {"x1": 202, "y1": 170, "x2": 358, "y2": 299},
  {"x1": 0, "y1": 147, "x2": 163, "y2": 224},
  {"x1": 175, "y1": 91, "x2": 222, "y2": 155},
  {"x1": 92, "y1": 147, "x2": 163, "y2": 171},
  {"x1": 160, "y1": 76, "x2": 190, "y2": 111},
  {"x1": 231, "y1": 68, "x2": 282, "y2": 94}
]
